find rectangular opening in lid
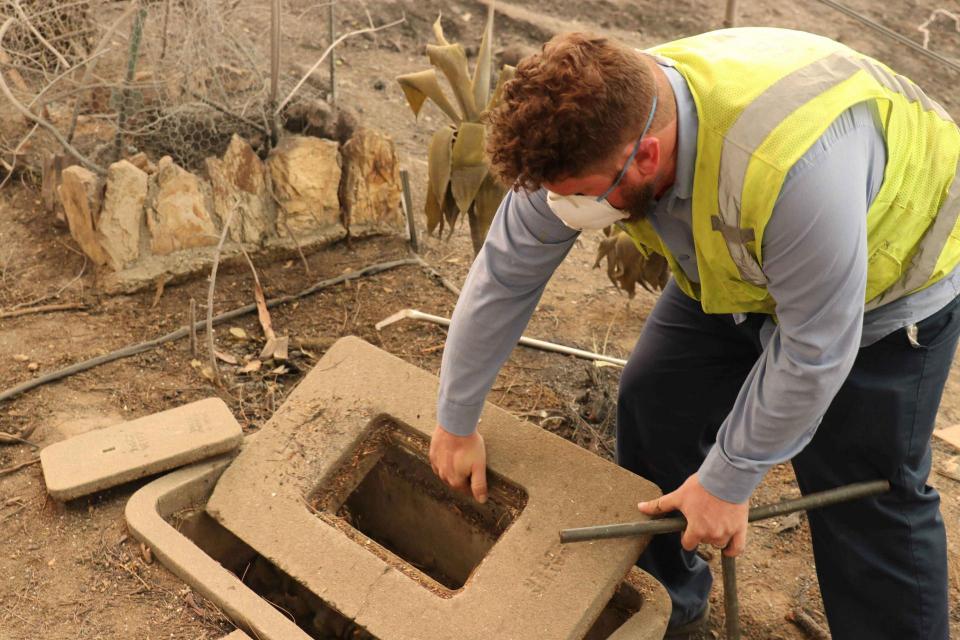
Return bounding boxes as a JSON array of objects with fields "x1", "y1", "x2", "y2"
[{"x1": 311, "y1": 418, "x2": 527, "y2": 593}]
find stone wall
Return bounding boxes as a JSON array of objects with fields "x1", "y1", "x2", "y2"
[{"x1": 56, "y1": 129, "x2": 404, "y2": 293}]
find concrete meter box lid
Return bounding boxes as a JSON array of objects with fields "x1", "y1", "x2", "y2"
[
  {"x1": 206, "y1": 336, "x2": 662, "y2": 640},
  {"x1": 41, "y1": 397, "x2": 242, "y2": 501}
]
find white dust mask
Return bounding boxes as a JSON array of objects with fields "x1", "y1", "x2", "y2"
[
  {"x1": 546, "y1": 93, "x2": 658, "y2": 231},
  {"x1": 546, "y1": 192, "x2": 628, "y2": 230}
]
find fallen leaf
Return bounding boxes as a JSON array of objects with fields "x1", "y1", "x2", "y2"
[
  {"x1": 229, "y1": 327, "x2": 249, "y2": 340},
  {"x1": 238, "y1": 359, "x2": 262, "y2": 374},
  {"x1": 260, "y1": 337, "x2": 276, "y2": 360},
  {"x1": 190, "y1": 359, "x2": 202, "y2": 369},
  {"x1": 253, "y1": 281, "x2": 276, "y2": 342},
  {"x1": 270, "y1": 365, "x2": 289, "y2": 375},
  {"x1": 200, "y1": 366, "x2": 215, "y2": 380},
  {"x1": 140, "y1": 542, "x2": 153, "y2": 564},
  {"x1": 260, "y1": 335, "x2": 290, "y2": 361},
  {"x1": 12, "y1": 354, "x2": 28, "y2": 362},
  {"x1": 214, "y1": 350, "x2": 238, "y2": 365},
  {"x1": 274, "y1": 336, "x2": 289, "y2": 360},
  {"x1": 27, "y1": 362, "x2": 38, "y2": 371}
]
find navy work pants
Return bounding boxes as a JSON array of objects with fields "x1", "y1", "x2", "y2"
[{"x1": 617, "y1": 281, "x2": 958, "y2": 639}]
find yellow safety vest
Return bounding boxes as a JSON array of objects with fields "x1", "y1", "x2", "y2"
[{"x1": 622, "y1": 28, "x2": 960, "y2": 314}]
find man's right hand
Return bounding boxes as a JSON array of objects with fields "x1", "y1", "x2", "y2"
[{"x1": 429, "y1": 425, "x2": 488, "y2": 504}]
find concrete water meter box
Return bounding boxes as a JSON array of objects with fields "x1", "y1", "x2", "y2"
[
  {"x1": 126, "y1": 455, "x2": 669, "y2": 640},
  {"x1": 204, "y1": 336, "x2": 666, "y2": 640}
]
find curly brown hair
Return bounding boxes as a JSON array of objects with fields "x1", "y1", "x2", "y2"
[{"x1": 486, "y1": 33, "x2": 660, "y2": 191}]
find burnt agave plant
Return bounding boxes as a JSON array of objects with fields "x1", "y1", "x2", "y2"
[{"x1": 396, "y1": 5, "x2": 514, "y2": 254}]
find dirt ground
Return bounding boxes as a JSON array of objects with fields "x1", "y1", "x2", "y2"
[{"x1": 2, "y1": 0, "x2": 960, "y2": 638}]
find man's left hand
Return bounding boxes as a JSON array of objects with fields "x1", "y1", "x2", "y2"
[{"x1": 637, "y1": 474, "x2": 749, "y2": 556}]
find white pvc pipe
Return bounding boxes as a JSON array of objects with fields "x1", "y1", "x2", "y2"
[{"x1": 375, "y1": 308, "x2": 627, "y2": 367}]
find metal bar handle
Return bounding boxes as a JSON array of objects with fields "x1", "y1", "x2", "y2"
[{"x1": 560, "y1": 479, "x2": 890, "y2": 543}]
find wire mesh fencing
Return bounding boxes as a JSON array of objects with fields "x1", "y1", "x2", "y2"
[{"x1": 0, "y1": 0, "x2": 382, "y2": 175}]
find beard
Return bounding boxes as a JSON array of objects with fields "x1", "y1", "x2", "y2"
[{"x1": 620, "y1": 181, "x2": 657, "y2": 223}]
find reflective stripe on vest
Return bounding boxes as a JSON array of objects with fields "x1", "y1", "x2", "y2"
[
  {"x1": 867, "y1": 161, "x2": 960, "y2": 310},
  {"x1": 716, "y1": 51, "x2": 960, "y2": 299}
]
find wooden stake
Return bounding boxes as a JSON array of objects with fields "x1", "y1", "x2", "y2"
[
  {"x1": 189, "y1": 298, "x2": 197, "y2": 357},
  {"x1": 724, "y1": 0, "x2": 738, "y2": 27},
  {"x1": 114, "y1": 2, "x2": 148, "y2": 164},
  {"x1": 328, "y1": 1, "x2": 336, "y2": 105},
  {"x1": 159, "y1": 0, "x2": 171, "y2": 59},
  {"x1": 400, "y1": 169, "x2": 419, "y2": 253},
  {"x1": 269, "y1": 0, "x2": 281, "y2": 146}
]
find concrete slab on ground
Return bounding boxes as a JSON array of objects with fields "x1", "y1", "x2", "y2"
[
  {"x1": 41, "y1": 398, "x2": 242, "y2": 500},
  {"x1": 220, "y1": 632, "x2": 254, "y2": 639},
  {"x1": 934, "y1": 424, "x2": 960, "y2": 450},
  {"x1": 206, "y1": 336, "x2": 663, "y2": 640}
]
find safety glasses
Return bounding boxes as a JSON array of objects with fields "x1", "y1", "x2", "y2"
[{"x1": 546, "y1": 93, "x2": 658, "y2": 230}]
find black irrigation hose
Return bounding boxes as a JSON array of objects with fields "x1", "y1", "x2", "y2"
[{"x1": 0, "y1": 257, "x2": 421, "y2": 405}]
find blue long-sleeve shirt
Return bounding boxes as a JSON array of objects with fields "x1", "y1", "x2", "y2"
[{"x1": 437, "y1": 63, "x2": 960, "y2": 503}]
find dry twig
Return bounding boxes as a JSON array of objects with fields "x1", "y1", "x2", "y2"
[
  {"x1": 206, "y1": 198, "x2": 240, "y2": 384},
  {"x1": 0, "y1": 501, "x2": 29, "y2": 523},
  {"x1": 235, "y1": 242, "x2": 287, "y2": 360},
  {"x1": 276, "y1": 15, "x2": 406, "y2": 113},
  {"x1": 918, "y1": 8, "x2": 960, "y2": 49},
  {"x1": 8, "y1": 256, "x2": 86, "y2": 310},
  {"x1": 0, "y1": 432, "x2": 38, "y2": 448},
  {"x1": 0, "y1": 458, "x2": 39, "y2": 477},
  {"x1": 0, "y1": 18, "x2": 105, "y2": 174},
  {"x1": 0, "y1": 302, "x2": 86, "y2": 318}
]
